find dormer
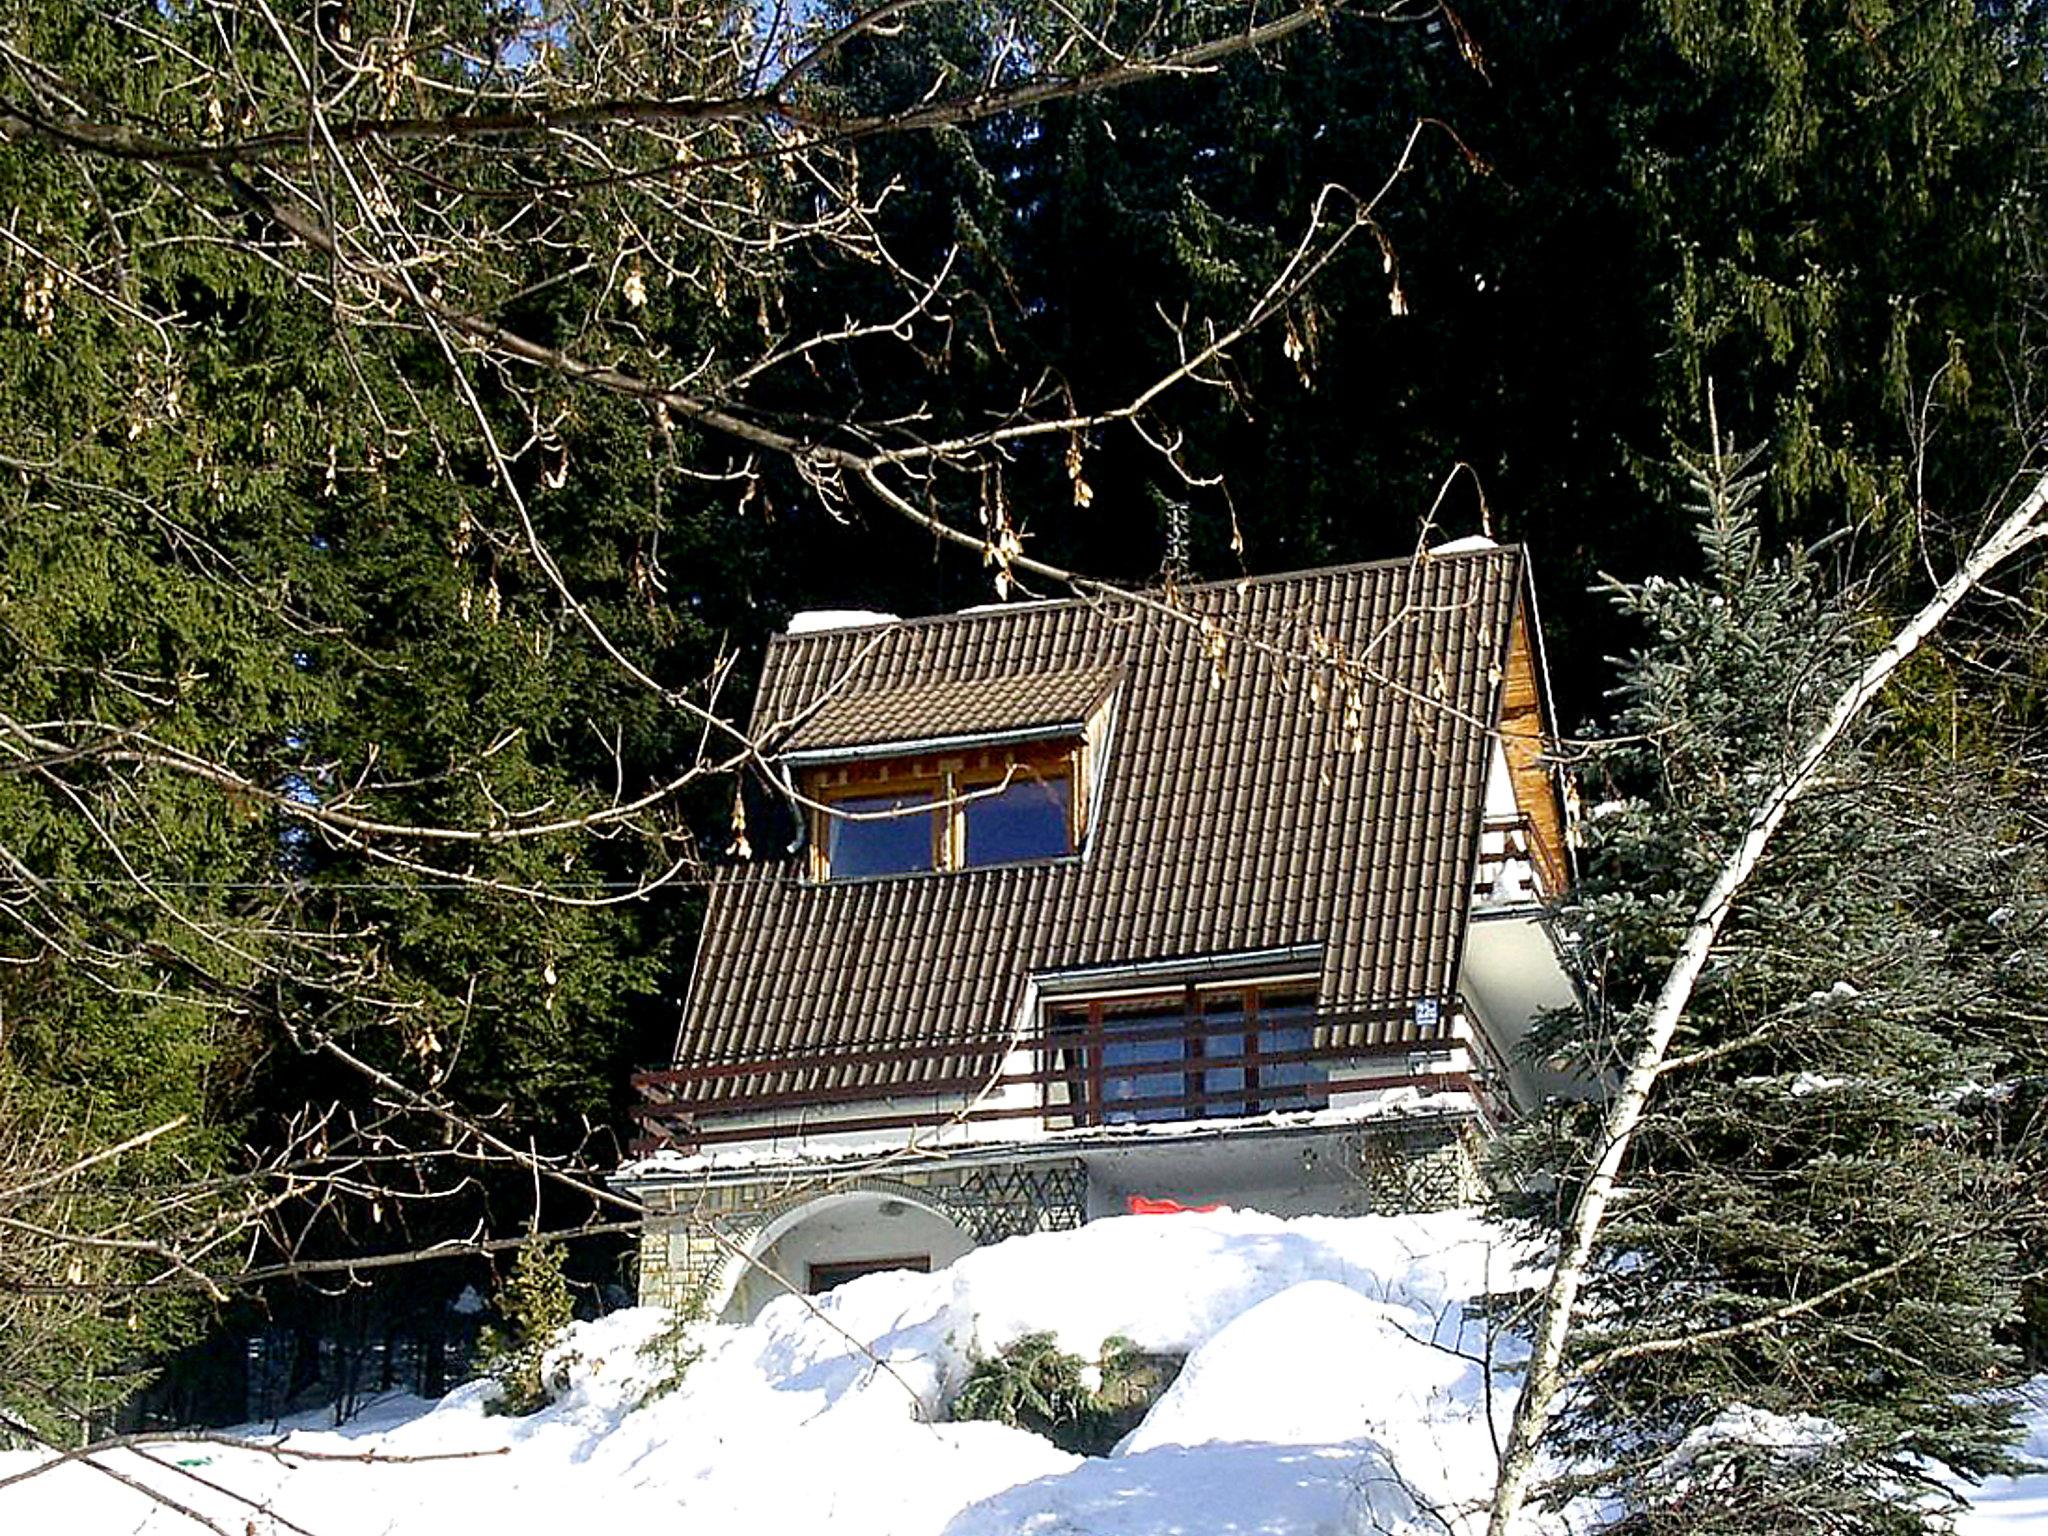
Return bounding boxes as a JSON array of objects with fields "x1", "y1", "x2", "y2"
[{"x1": 777, "y1": 667, "x2": 1121, "y2": 880}]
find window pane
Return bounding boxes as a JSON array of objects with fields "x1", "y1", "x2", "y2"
[
  {"x1": 1198, "y1": 997, "x2": 1245, "y2": 1116},
  {"x1": 962, "y1": 773, "x2": 1071, "y2": 867},
  {"x1": 1100, "y1": 999, "x2": 1185, "y2": 1123},
  {"x1": 1255, "y1": 988, "x2": 1320, "y2": 1108},
  {"x1": 826, "y1": 792, "x2": 934, "y2": 877}
]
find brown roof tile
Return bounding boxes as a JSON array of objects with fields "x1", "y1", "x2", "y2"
[
  {"x1": 780, "y1": 664, "x2": 1122, "y2": 757},
  {"x1": 672, "y1": 547, "x2": 1532, "y2": 1104}
]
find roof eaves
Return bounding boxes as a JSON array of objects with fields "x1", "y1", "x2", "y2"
[{"x1": 782, "y1": 722, "x2": 1088, "y2": 766}]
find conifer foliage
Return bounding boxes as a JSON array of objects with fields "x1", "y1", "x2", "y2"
[
  {"x1": 479, "y1": 1243, "x2": 576, "y2": 1417},
  {"x1": 1501, "y1": 453, "x2": 2048, "y2": 1534}
]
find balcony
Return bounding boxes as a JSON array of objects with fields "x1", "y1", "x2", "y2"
[
  {"x1": 629, "y1": 996, "x2": 1479, "y2": 1156},
  {"x1": 1472, "y1": 813, "x2": 1565, "y2": 908}
]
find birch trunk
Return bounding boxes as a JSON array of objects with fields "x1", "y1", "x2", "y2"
[{"x1": 1484, "y1": 476, "x2": 2048, "y2": 1536}]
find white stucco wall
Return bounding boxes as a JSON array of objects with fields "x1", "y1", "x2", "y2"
[{"x1": 721, "y1": 1190, "x2": 975, "y2": 1321}]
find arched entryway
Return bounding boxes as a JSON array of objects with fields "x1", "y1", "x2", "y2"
[{"x1": 714, "y1": 1187, "x2": 975, "y2": 1322}]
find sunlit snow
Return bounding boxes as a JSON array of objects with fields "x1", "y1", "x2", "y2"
[{"x1": 2, "y1": 1209, "x2": 2041, "y2": 1536}]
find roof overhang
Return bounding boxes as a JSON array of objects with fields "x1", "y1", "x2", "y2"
[
  {"x1": 613, "y1": 1095, "x2": 1478, "y2": 1192},
  {"x1": 781, "y1": 721, "x2": 1088, "y2": 768},
  {"x1": 1028, "y1": 943, "x2": 1327, "y2": 998}
]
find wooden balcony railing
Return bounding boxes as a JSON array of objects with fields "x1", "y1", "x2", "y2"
[
  {"x1": 1472, "y1": 813, "x2": 1566, "y2": 904},
  {"x1": 629, "y1": 1003, "x2": 1479, "y2": 1155}
]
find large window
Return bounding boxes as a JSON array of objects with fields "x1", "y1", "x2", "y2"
[
  {"x1": 1047, "y1": 981, "x2": 1321, "y2": 1127},
  {"x1": 808, "y1": 738, "x2": 1085, "y2": 879}
]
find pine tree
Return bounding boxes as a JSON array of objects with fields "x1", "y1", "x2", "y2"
[{"x1": 1497, "y1": 451, "x2": 2048, "y2": 1534}]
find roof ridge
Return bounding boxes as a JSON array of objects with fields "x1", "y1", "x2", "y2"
[{"x1": 766, "y1": 544, "x2": 1526, "y2": 648}]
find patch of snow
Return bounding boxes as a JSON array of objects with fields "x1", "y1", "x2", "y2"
[
  {"x1": 1800, "y1": 980, "x2": 1862, "y2": 1009},
  {"x1": 1109, "y1": 1278, "x2": 1495, "y2": 1529},
  {"x1": 1789, "y1": 1072, "x2": 1853, "y2": 1098},
  {"x1": 1430, "y1": 535, "x2": 1500, "y2": 555},
  {"x1": 4, "y1": 1211, "x2": 2043, "y2": 1536},
  {"x1": 1668, "y1": 1402, "x2": 1845, "y2": 1467},
  {"x1": 1945, "y1": 1383, "x2": 2048, "y2": 1532},
  {"x1": 785, "y1": 609, "x2": 900, "y2": 635}
]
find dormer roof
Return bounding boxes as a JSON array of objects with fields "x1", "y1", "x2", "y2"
[{"x1": 779, "y1": 664, "x2": 1123, "y2": 761}]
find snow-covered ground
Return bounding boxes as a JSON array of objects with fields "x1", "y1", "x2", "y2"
[{"x1": 2, "y1": 1208, "x2": 2041, "y2": 1536}]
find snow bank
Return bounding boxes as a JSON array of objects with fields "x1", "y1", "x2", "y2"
[
  {"x1": 2, "y1": 1208, "x2": 2041, "y2": 1536},
  {"x1": 1943, "y1": 1382, "x2": 2048, "y2": 1534}
]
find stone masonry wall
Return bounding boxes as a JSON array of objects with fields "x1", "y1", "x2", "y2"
[
  {"x1": 634, "y1": 1159, "x2": 1088, "y2": 1314},
  {"x1": 632, "y1": 1121, "x2": 1485, "y2": 1314}
]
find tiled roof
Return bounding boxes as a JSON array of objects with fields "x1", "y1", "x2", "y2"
[
  {"x1": 779, "y1": 665, "x2": 1122, "y2": 756},
  {"x1": 673, "y1": 547, "x2": 1531, "y2": 1103}
]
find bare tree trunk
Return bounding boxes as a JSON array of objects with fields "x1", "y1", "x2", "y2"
[{"x1": 1484, "y1": 473, "x2": 2048, "y2": 1536}]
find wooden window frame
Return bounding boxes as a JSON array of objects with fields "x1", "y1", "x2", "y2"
[
  {"x1": 806, "y1": 736, "x2": 1084, "y2": 880},
  {"x1": 1044, "y1": 978, "x2": 1322, "y2": 1127}
]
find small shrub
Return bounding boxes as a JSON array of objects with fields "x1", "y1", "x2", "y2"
[
  {"x1": 951, "y1": 1332, "x2": 1181, "y2": 1455},
  {"x1": 634, "y1": 1292, "x2": 705, "y2": 1408},
  {"x1": 477, "y1": 1241, "x2": 574, "y2": 1415}
]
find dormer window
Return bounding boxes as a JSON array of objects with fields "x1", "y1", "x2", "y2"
[
  {"x1": 964, "y1": 770, "x2": 1071, "y2": 865},
  {"x1": 825, "y1": 789, "x2": 940, "y2": 878},
  {"x1": 779, "y1": 665, "x2": 1120, "y2": 882},
  {"x1": 808, "y1": 740, "x2": 1083, "y2": 879}
]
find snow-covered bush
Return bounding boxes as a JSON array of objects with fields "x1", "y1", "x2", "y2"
[
  {"x1": 633, "y1": 1300, "x2": 704, "y2": 1407},
  {"x1": 950, "y1": 1332, "x2": 1177, "y2": 1455}
]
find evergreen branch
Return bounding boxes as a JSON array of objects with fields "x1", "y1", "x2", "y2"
[{"x1": 1566, "y1": 1245, "x2": 1928, "y2": 1382}]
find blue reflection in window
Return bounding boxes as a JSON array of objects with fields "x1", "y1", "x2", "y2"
[
  {"x1": 1256, "y1": 993, "x2": 1318, "y2": 1109},
  {"x1": 1101, "y1": 1004, "x2": 1185, "y2": 1123},
  {"x1": 826, "y1": 792, "x2": 934, "y2": 877},
  {"x1": 962, "y1": 774, "x2": 1071, "y2": 866},
  {"x1": 1199, "y1": 999, "x2": 1246, "y2": 1116}
]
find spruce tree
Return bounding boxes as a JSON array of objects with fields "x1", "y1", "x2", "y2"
[{"x1": 1499, "y1": 449, "x2": 2048, "y2": 1534}]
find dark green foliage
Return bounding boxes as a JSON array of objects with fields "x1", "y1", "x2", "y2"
[
  {"x1": 793, "y1": 1, "x2": 2048, "y2": 720},
  {"x1": 952, "y1": 1333, "x2": 1178, "y2": 1456},
  {"x1": 0, "y1": 0, "x2": 755, "y2": 1436},
  {"x1": 1497, "y1": 450, "x2": 2048, "y2": 1533},
  {"x1": 478, "y1": 1242, "x2": 576, "y2": 1416},
  {"x1": 634, "y1": 1299, "x2": 706, "y2": 1408}
]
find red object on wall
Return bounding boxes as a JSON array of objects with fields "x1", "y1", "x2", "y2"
[{"x1": 1125, "y1": 1195, "x2": 1222, "y2": 1215}]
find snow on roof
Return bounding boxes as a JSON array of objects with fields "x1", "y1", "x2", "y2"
[
  {"x1": 784, "y1": 609, "x2": 900, "y2": 635},
  {"x1": 1430, "y1": 533, "x2": 1501, "y2": 555}
]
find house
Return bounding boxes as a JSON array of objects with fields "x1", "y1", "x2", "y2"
[{"x1": 617, "y1": 541, "x2": 1579, "y2": 1320}]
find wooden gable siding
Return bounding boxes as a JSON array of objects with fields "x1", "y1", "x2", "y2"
[{"x1": 1497, "y1": 597, "x2": 1569, "y2": 896}]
